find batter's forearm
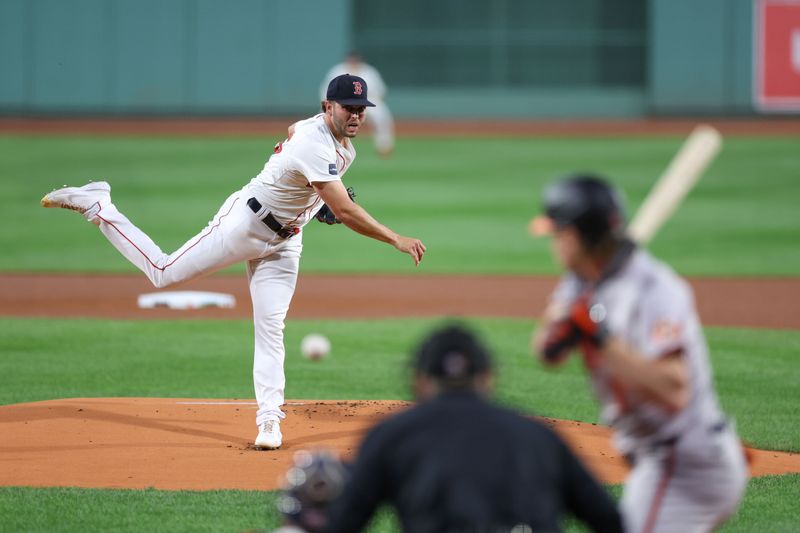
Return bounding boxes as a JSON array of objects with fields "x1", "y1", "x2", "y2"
[{"x1": 601, "y1": 338, "x2": 689, "y2": 412}]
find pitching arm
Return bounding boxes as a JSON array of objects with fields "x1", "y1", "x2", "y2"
[{"x1": 312, "y1": 180, "x2": 426, "y2": 266}]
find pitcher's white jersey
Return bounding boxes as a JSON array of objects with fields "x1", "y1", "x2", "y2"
[
  {"x1": 249, "y1": 114, "x2": 355, "y2": 227},
  {"x1": 551, "y1": 247, "x2": 723, "y2": 454}
]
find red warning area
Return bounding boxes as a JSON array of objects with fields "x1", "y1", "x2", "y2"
[{"x1": 756, "y1": 0, "x2": 800, "y2": 110}]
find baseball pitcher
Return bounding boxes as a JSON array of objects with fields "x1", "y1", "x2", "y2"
[
  {"x1": 41, "y1": 74, "x2": 426, "y2": 450},
  {"x1": 530, "y1": 175, "x2": 748, "y2": 533}
]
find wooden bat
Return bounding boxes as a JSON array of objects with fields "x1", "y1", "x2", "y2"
[{"x1": 627, "y1": 124, "x2": 722, "y2": 244}]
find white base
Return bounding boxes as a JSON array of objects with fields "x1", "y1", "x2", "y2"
[{"x1": 137, "y1": 291, "x2": 236, "y2": 310}]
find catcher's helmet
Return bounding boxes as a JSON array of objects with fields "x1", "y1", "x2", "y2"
[
  {"x1": 535, "y1": 174, "x2": 625, "y2": 247},
  {"x1": 277, "y1": 450, "x2": 348, "y2": 533}
]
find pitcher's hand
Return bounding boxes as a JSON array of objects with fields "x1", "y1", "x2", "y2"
[{"x1": 394, "y1": 236, "x2": 426, "y2": 266}]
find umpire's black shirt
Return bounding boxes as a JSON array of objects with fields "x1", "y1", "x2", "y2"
[{"x1": 325, "y1": 391, "x2": 622, "y2": 533}]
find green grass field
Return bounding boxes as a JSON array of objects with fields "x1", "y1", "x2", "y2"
[
  {"x1": 2, "y1": 135, "x2": 799, "y2": 275},
  {"x1": 1, "y1": 133, "x2": 799, "y2": 532},
  {"x1": 2, "y1": 317, "x2": 798, "y2": 452},
  {"x1": 2, "y1": 475, "x2": 799, "y2": 533}
]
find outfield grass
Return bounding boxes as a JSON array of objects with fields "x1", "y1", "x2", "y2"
[
  {"x1": 2, "y1": 135, "x2": 799, "y2": 275},
  {"x1": 1, "y1": 317, "x2": 797, "y2": 452}
]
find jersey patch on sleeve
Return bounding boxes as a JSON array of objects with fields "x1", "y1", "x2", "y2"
[
  {"x1": 328, "y1": 163, "x2": 338, "y2": 175},
  {"x1": 650, "y1": 320, "x2": 682, "y2": 345}
]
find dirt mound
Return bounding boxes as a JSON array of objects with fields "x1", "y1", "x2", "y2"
[{"x1": 1, "y1": 398, "x2": 797, "y2": 491}]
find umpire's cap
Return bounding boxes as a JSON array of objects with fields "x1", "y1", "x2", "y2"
[
  {"x1": 325, "y1": 74, "x2": 375, "y2": 107},
  {"x1": 529, "y1": 174, "x2": 625, "y2": 246},
  {"x1": 277, "y1": 449, "x2": 348, "y2": 533},
  {"x1": 414, "y1": 324, "x2": 493, "y2": 385}
]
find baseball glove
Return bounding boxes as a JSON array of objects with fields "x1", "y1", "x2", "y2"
[{"x1": 316, "y1": 186, "x2": 356, "y2": 225}]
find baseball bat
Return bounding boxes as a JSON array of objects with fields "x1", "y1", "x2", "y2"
[{"x1": 627, "y1": 124, "x2": 722, "y2": 245}]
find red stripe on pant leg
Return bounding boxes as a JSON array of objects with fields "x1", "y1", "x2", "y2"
[
  {"x1": 643, "y1": 447, "x2": 676, "y2": 533},
  {"x1": 96, "y1": 198, "x2": 239, "y2": 272}
]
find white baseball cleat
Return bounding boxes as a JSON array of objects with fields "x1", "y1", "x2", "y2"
[
  {"x1": 254, "y1": 420, "x2": 282, "y2": 450},
  {"x1": 40, "y1": 181, "x2": 111, "y2": 222}
]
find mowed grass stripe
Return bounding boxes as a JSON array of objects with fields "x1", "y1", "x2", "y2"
[
  {"x1": 2, "y1": 136, "x2": 799, "y2": 275},
  {"x1": 0, "y1": 475, "x2": 797, "y2": 533},
  {"x1": 1, "y1": 317, "x2": 797, "y2": 452}
]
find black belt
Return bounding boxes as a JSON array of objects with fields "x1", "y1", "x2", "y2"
[
  {"x1": 710, "y1": 419, "x2": 728, "y2": 433},
  {"x1": 651, "y1": 419, "x2": 728, "y2": 449},
  {"x1": 625, "y1": 419, "x2": 730, "y2": 467},
  {"x1": 247, "y1": 197, "x2": 298, "y2": 239}
]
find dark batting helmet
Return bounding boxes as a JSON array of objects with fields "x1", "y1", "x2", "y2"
[{"x1": 531, "y1": 174, "x2": 625, "y2": 247}]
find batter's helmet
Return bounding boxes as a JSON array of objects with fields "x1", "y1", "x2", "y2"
[
  {"x1": 277, "y1": 450, "x2": 348, "y2": 533},
  {"x1": 532, "y1": 174, "x2": 625, "y2": 247}
]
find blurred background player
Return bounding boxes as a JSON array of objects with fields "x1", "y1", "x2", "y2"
[
  {"x1": 320, "y1": 51, "x2": 395, "y2": 158},
  {"x1": 325, "y1": 323, "x2": 623, "y2": 533},
  {"x1": 272, "y1": 450, "x2": 348, "y2": 533},
  {"x1": 530, "y1": 174, "x2": 748, "y2": 533}
]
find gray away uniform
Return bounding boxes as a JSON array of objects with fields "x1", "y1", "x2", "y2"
[{"x1": 552, "y1": 247, "x2": 748, "y2": 533}]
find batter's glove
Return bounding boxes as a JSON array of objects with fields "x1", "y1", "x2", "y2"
[
  {"x1": 568, "y1": 293, "x2": 610, "y2": 348},
  {"x1": 541, "y1": 293, "x2": 609, "y2": 362},
  {"x1": 315, "y1": 187, "x2": 356, "y2": 225},
  {"x1": 541, "y1": 318, "x2": 581, "y2": 362}
]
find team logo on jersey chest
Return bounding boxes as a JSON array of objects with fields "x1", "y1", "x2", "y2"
[{"x1": 353, "y1": 81, "x2": 363, "y2": 95}]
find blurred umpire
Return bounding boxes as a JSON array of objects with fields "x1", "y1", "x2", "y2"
[{"x1": 325, "y1": 324, "x2": 623, "y2": 533}]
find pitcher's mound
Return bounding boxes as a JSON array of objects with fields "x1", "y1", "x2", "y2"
[{"x1": 1, "y1": 398, "x2": 797, "y2": 491}]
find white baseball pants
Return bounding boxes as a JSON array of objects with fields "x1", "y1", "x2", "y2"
[
  {"x1": 621, "y1": 423, "x2": 748, "y2": 533},
  {"x1": 94, "y1": 185, "x2": 300, "y2": 426}
]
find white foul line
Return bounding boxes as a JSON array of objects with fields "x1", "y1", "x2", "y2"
[
  {"x1": 176, "y1": 401, "x2": 256, "y2": 405},
  {"x1": 175, "y1": 401, "x2": 306, "y2": 406}
]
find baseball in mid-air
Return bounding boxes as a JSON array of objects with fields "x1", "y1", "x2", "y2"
[{"x1": 301, "y1": 333, "x2": 331, "y2": 360}]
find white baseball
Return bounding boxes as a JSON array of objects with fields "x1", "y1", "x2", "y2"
[{"x1": 301, "y1": 333, "x2": 331, "y2": 360}]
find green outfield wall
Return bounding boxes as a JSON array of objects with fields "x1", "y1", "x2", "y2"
[{"x1": 0, "y1": 0, "x2": 759, "y2": 118}]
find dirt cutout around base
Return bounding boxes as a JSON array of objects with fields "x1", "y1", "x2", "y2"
[
  {"x1": 2, "y1": 273, "x2": 800, "y2": 329},
  {"x1": 1, "y1": 398, "x2": 797, "y2": 491}
]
